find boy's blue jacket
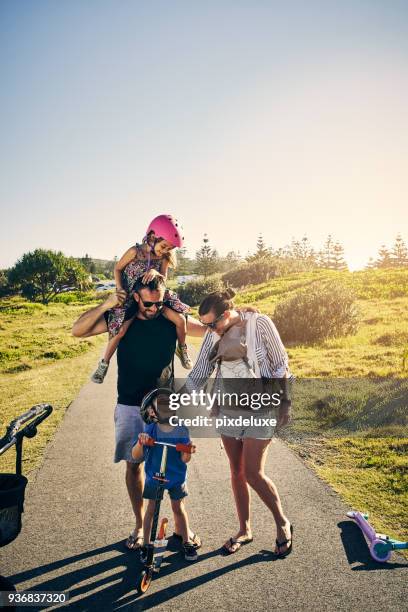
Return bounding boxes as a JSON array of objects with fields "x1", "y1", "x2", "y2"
[{"x1": 143, "y1": 423, "x2": 190, "y2": 488}]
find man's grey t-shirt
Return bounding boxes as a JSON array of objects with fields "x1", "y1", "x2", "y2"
[{"x1": 117, "y1": 313, "x2": 177, "y2": 406}]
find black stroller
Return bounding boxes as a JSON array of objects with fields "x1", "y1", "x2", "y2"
[{"x1": 0, "y1": 404, "x2": 53, "y2": 604}]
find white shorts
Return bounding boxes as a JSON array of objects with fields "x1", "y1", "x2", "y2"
[{"x1": 216, "y1": 409, "x2": 276, "y2": 440}]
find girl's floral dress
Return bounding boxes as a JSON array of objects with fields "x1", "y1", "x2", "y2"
[{"x1": 106, "y1": 244, "x2": 189, "y2": 337}]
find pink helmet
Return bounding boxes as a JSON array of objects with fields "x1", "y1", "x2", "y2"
[{"x1": 146, "y1": 214, "x2": 184, "y2": 248}]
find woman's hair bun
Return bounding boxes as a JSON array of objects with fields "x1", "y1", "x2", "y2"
[{"x1": 223, "y1": 287, "x2": 236, "y2": 299}]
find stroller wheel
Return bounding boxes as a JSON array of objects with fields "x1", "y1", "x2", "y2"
[
  {"x1": 0, "y1": 576, "x2": 16, "y2": 611},
  {"x1": 137, "y1": 569, "x2": 152, "y2": 594}
]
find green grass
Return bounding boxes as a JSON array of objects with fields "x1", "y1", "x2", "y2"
[
  {"x1": 289, "y1": 436, "x2": 408, "y2": 557},
  {"x1": 231, "y1": 270, "x2": 408, "y2": 377},
  {"x1": 1, "y1": 271, "x2": 408, "y2": 551},
  {"x1": 0, "y1": 295, "x2": 105, "y2": 476}
]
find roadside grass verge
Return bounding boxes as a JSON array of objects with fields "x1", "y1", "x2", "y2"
[
  {"x1": 289, "y1": 436, "x2": 408, "y2": 559},
  {"x1": 0, "y1": 296, "x2": 105, "y2": 476}
]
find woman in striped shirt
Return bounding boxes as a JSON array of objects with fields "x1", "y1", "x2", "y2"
[{"x1": 186, "y1": 288, "x2": 293, "y2": 558}]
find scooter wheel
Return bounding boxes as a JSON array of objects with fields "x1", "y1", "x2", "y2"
[
  {"x1": 370, "y1": 538, "x2": 392, "y2": 562},
  {"x1": 137, "y1": 569, "x2": 152, "y2": 594}
]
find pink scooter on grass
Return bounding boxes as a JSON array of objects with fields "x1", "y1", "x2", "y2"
[{"x1": 347, "y1": 511, "x2": 408, "y2": 562}]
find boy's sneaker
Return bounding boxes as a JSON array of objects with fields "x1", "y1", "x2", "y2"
[
  {"x1": 91, "y1": 359, "x2": 109, "y2": 383},
  {"x1": 173, "y1": 532, "x2": 202, "y2": 549},
  {"x1": 139, "y1": 546, "x2": 148, "y2": 564},
  {"x1": 183, "y1": 541, "x2": 198, "y2": 561},
  {"x1": 175, "y1": 343, "x2": 193, "y2": 369}
]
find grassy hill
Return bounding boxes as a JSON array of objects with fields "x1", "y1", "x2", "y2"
[
  {"x1": 0, "y1": 270, "x2": 407, "y2": 552},
  {"x1": 233, "y1": 268, "x2": 408, "y2": 377}
]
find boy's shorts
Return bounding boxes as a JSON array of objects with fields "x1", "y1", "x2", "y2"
[{"x1": 143, "y1": 480, "x2": 188, "y2": 501}]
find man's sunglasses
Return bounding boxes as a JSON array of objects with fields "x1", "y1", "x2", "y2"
[
  {"x1": 199, "y1": 312, "x2": 225, "y2": 329},
  {"x1": 139, "y1": 299, "x2": 164, "y2": 309}
]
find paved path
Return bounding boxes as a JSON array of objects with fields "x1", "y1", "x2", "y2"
[{"x1": 3, "y1": 357, "x2": 407, "y2": 611}]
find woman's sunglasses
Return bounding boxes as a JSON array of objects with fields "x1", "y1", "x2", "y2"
[{"x1": 199, "y1": 312, "x2": 225, "y2": 329}]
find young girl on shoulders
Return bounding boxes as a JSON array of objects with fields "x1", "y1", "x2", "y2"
[{"x1": 91, "y1": 215, "x2": 192, "y2": 383}]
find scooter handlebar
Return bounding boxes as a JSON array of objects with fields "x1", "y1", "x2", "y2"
[
  {"x1": 139, "y1": 437, "x2": 196, "y2": 453},
  {"x1": 176, "y1": 443, "x2": 196, "y2": 454}
]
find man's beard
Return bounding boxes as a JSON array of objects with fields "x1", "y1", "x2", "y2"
[{"x1": 141, "y1": 309, "x2": 161, "y2": 320}]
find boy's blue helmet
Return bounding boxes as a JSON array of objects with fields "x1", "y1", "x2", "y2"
[{"x1": 140, "y1": 387, "x2": 174, "y2": 424}]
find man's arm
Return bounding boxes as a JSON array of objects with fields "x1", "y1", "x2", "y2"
[{"x1": 72, "y1": 290, "x2": 126, "y2": 338}]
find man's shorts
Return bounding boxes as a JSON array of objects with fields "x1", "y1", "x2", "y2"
[
  {"x1": 143, "y1": 480, "x2": 188, "y2": 501},
  {"x1": 114, "y1": 403, "x2": 145, "y2": 463}
]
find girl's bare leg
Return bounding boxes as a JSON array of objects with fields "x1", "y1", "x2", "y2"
[
  {"x1": 162, "y1": 307, "x2": 187, "y2": 345},
  {"x1": 162, "y1": 308, "x2": 193, "y2": 368},
  {"x1": 242, "y1": 438, "x2": 291, "y2": 554},
  {"x1": 103, "y1": 318, "x2": 133, "y2": 363},
  {"x1": 221, "y1": 435, "x2": 252, "y2": 552}
]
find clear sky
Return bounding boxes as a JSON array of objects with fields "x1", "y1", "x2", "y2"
[{"x1": 1, "y1": 0, "x2": 407, "y2": 270}]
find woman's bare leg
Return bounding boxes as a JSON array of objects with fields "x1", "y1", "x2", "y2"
[
  {"x1": 243, "y1": 438, "x2": 291, "y2": 554},
  {"x1": 221, "y1": 435, "x2": 252, "y2": 551}
]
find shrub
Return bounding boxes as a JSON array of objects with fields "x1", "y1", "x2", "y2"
[
  {"x1": 222, "y1": 259, "x2": 277, "y2": 288},
  {"x1": 273, "y1": 281, "x2": 360, "y2": 344},
  {"x1": 53, "y1": 291, "x2": 96, "y2": 305},
  {"x1": 176, "y1": 275, "x2": 225, "y2": 306}
]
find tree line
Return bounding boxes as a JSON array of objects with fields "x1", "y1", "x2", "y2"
[
  {"x1": 1, "y1": 233, "x2": 407, "y2": 303},
  {"x1": 184, "y1": 233, "x2": 408, "y2": 277}
]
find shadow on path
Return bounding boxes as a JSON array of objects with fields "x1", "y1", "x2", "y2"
[
  {"x1": 338, "y1": 521, "x2": 408, "y2": 571},
  {"x1": 7, "y1": 538, "x2": 281, "y2": 610}
]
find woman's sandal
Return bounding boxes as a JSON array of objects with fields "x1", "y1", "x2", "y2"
[
  {"x1": 221, "y1": 535, "x2": 253, "y2": 555},
  {"x1": 125, "y1": 531, "x2": 144, "y2": 551},
  {"x1": 275, "y1": 524, "x2": 294, "y2": 558}
]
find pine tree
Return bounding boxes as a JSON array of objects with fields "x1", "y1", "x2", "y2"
[
  {"x1": 290, "y1": 235, "x2": 317, "y2": 269},
  {"x1": 247, "y1": 233, "x2": 272, "y2": 262},
  {"x1": 391, "y1": 234, "x2": 408, "y2": 267},
  {"x1": 175, "y1": 247, "x2": 195, "y2": 275},
  {"x1": 332, "y1": 242, "x2": 348, "y2": 270},
  {"x1": 256, "y1": 234, "x2": 269, "y2": 256},
  {"x1": 223, "y1": 251, "x2": 241, "y2": 271},
  {"x1": 317, "y1": 236, "x2": 347, "y2": 270},
  {"x1": 318, "y1": 235, "x2": 335, "y2": 268},
  {"x1": 195, "y1": 234, "x2": 219, "y2": 277},
  {"x1": 375, "y1": 245, "x2": 393, "y2": 269}
]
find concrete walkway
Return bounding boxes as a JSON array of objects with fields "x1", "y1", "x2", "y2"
[{"x1": 3, "y1": 359, "x2": 407, "y2": 611}]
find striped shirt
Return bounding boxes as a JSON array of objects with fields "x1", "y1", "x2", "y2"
[{"x1": 187, "y1": 312, "x2": 290, "y2": 387}]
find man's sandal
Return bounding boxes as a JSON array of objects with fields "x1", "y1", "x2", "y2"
[
  {"x1": 221, "y1": 535, "x2": 253, "y2": 555},
  {"x1": 125, "y1": 531, "x2": 143, "y2": 551},
  {"x1": 274, "y1": 524, "x2": 294, "y2": 558}
]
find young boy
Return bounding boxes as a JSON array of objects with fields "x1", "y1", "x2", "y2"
[{"x1": 132, "y1": 389, "x2": 201, "y2": 561}]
